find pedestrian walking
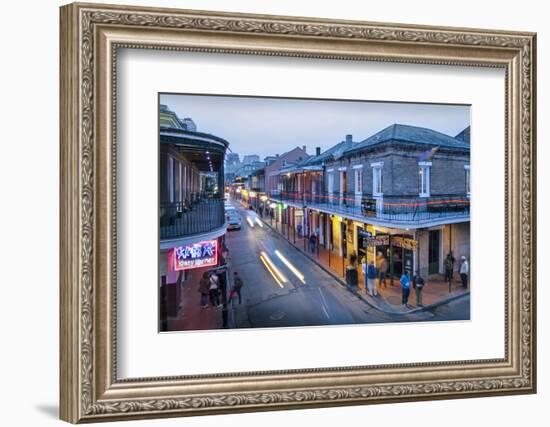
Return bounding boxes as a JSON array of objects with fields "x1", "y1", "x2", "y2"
[
  {"x1": 459, "y1": 256, "x2": 469, "y2": 288},
  {"x1": 444, "y1": 252, "x2": 455, "y2": 285},
  {"x1": 309, "y1": 233, "x2": 317, "y2": 253},
  {"x1": 400, "y1": 271, "x2": 411, "y2": 306},
  {"x1": 377, "y1": 252, "x2": 388, "y2": 287},
  {"x1": 367, "y1": 260, "x2": 378, "y2": 296},
  {"x1": 231, "y1": 271, "x2": 244, "y2": 304},
  {"x1": 413, "y1": 271, "x2": 425, "y2": 306},
  {"x1": 208, "y1": 272, "x2": 221, "y2": 308},
  {"x1": 345, "y1": 259, "x2": 358, "y2": 292},
  {"x1": 198, "y1": 272, "x2": 210, "y2": 308}
]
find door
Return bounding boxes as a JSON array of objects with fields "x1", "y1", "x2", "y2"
[
  {"x1": 340, "y1": 171, "x2": 347, "y2": 205},
  {"x1": 354, "y1": 169, "x2": 362, "y2": 209},
  {"x1": 428, "y1": 229, "x2": 440, "y2": 274}
]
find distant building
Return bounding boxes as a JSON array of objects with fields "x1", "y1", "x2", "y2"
[
  {"x1": 264, "y1": 147, "x2": 309, "y2": 195},
  {"x1": 234, "y1": 160, "x2": 265, "y2": 179},
  {"x1": 264, "y1": 155, "x2": 278, "y2": 166},
  {"x1": 226, "y1": 152, "x2": 240, "y2": 166},
  {"x1": 242, "y1": 154, "x2": 260, "y2": 165},
  {"x1": 159, "y1": 104, "x2": 197, "y2": 131}
]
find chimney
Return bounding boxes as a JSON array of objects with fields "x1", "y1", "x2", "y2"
[
  {"x1": 345, "y1": 134, "x2": 353, "y2": 144},
  {"x1": 316, "y1": 146, "x2": 321, "y2": 156},
  {"x1": 302, "y1": 145, "x2": 307, "y2": 153}
]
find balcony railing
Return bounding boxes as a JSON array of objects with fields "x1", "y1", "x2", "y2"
[
  {"x1": 270, "y1": 191, "x2": 470, "y2": 223},
  {"x1": 160, "y1": 198, "x2": 225, "y2": 240}
]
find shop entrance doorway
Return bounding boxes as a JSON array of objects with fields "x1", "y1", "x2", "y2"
[{"x1": 428, "y1": 229, "x2": 441, "y2": 275}]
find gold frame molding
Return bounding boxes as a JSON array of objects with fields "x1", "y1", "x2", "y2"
[{"x1": 60, "y1": 2, "x2": 537, "y2": 423}]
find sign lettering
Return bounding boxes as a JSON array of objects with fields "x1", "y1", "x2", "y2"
[{"x1": 173, "y1": 240, "x2": 218, "y2": 271}]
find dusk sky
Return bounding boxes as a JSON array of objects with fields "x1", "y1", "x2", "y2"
[{"x1": 160, "y1": 93, "x2": 470, "y2": 160}]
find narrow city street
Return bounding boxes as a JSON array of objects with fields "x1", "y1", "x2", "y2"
[{"x1": 224, "y1": 201, "x2": 448, "y2": 328}]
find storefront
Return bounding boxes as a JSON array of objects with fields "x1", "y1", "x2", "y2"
[{"x1": 354, "y1": 227, "x2": 418, "y2": 282}]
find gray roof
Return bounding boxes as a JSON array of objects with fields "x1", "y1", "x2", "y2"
[
  {"x1": 300, "y1": 139, "x2": 355, "y2": 166},
  {"x1": 455, "y1": 126, "x2": 471, "y2": 144},
  {"x1": 345, "y1": 123, "x2": 470, "y2": 156}
]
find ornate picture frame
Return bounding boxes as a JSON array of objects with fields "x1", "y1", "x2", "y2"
[{"x1": 60, "y1": 2, "x2": 536, "y2": 423}]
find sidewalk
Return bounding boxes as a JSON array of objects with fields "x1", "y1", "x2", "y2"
[
  {"x1": 165, "y1": 266, "x2": 225, "y2": 331},
  {"x1": 360, "y1": 276, "x2": 469, "y2": 314},
  {"x1": 261, "y1": 215, "x2": 469, "y2": 315}
]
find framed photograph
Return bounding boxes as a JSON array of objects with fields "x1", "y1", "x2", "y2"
[{"x1": 60, "y1": 2, "x2": 537, "y2": 423}]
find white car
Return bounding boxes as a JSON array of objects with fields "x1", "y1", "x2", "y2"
[{"x1": 226, "y1": 211, "x2": 241, "y2": 230}]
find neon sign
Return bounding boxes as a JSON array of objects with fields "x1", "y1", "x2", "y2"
[{"x1": 172, "y1": 240, "x2": 218, "y2": 271}]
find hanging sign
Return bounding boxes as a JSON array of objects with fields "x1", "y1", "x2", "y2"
[
  {"x1": 172, "y1": 240, "x2": 218, "y2": 271},
  {"x1": 364, "y1": 235, "x2": 390, "y2": 247},
  {"x1": 393, "y1": 236, "x2": 418, "y2": 250}
]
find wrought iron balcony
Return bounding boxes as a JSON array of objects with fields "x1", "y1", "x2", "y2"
[
  {"x1": 270, "y1": 190, "x2": 470, "y2": 223},
  {"x1": 160, "y1": 198, "x2": 225, "y2": 240}
]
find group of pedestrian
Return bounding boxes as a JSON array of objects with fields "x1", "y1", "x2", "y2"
[
  {"x1": 198, "y1": 270, "x2": 245, "y2": 309},
  {"x1": 399, "y1": 271, "x2": 425, "y2": 307},
  {"x1": 198, "y1": 271, "x2": 222, "y2": 309},
  {"x1": 352, "y1": 252, "x2": 429, "y2": 307},
  {"x1": 357, "y1": 252, "x2": 389, "y2": 297},
  {"x1": 360, "y1": 258, "x2": 378, "y2": 297},
  {"x1": 444, "y1": 251, "x2": 469, "y2": 289}
]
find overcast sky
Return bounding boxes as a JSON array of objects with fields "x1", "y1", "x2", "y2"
[{"x1": 160, "y1": 93, "x2": 470, "y2": 160}]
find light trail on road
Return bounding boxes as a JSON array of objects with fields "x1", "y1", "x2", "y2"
[
  {"x1": 259, "y1": 253, "x2": 284, "y2": 288},
  {"x1": 274, "y1": 250, "x2": 306, "y2": 284},
  {"x1": 259, "y1": 251, "x2": 288, "y2": 286}
]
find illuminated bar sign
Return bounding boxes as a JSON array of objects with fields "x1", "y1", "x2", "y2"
[
  {"x1": 393, "y1": 236, "x2": 418, "y2": 250},
  {"x1": 364, "y1": 235, "x2": 390, "y2": 247},
  {"x1": 172, "y1": 240, "x2": 218, "y2": 271}
]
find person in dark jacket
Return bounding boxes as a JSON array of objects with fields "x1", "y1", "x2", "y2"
[
  {"x1": 198, "y1": 272, "x2": 210, "y2": 308},
  {"x1": 345, "y1": 259, "x2": 358, "y2": 292},
  {"x1": 413, "y1": 271, "x2": 425, "y2": 306},
  {"x1": 231, "y1": 271, "x2": 244, "y2": 304},
  {"x1": 444, "y1": 252, "x2": 455, "y2": 285},
  {"x1": 309, "y1": 233, "x2": 317, "y2": 253},
  {"x1": 377, "y1": 252, "x2": 388, "y2": 287}
]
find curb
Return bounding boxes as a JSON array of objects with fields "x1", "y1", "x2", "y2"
[
  {"x1": 406, "y1": 290, "x2": 470, "y2": 314},
  {"x1": 259, "y1": 213, "x2": 470, "y2": 316}
]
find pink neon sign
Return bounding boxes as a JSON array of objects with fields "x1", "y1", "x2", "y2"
[{"x1": 172, "y1": 240, "x2": 218, "y2": 271}]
